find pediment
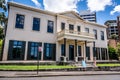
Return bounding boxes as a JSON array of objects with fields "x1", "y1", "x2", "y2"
[{"x1": 58, "y1": 11, "x2": 83, "y2": 20}]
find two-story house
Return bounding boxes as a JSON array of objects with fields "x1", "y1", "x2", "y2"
[{"x1": 2, "y1": 2, "x2": 109, "y2": 62}]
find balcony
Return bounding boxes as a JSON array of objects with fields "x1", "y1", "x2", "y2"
[{"x1": 57, "y1": 29, "x2": 95, "y2": 40}]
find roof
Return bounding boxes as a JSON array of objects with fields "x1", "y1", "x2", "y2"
[{"x1": 8, "y1": 2, "x2": 107, "y2": 28}]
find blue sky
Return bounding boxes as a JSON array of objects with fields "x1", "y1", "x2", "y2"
[{"x1": 7, "y1": 0, "x2": 120, "y2": 25}]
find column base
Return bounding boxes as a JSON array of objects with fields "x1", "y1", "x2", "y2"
[{"x1": 75, "y1": 57, "x2": 78, "y2": 62}]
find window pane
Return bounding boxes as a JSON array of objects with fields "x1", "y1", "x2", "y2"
[
  {"x1": 77, "y1": 26, "x2": 80, "y2": 32},
  {"x1": 61, "y1": 22, "x2": 65, "y2": 30},
  {"x1": 47, "y1": 20, "x2": 54, "y2": 33},
  {"x1": 33, "y1": 17, "x2": 40, "y2": 31},
  {"x1": 101, "y1": 31, "x2": 104, "y2": 40},
  {"x1": 8, "y1": 40, "x2": 25, "y2": 60},
  {"x1": 85, "y1": 28, "x2": 89, "y2": 33},
  {"x1": 93, "y1": 29, "x2": 97, "y2": 39},
  {"x1": 15, "y1": 14, "x2": 25, "y2": 29}
]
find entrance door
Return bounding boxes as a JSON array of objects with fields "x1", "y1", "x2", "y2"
[
  {"x1": 86, "y1": 47, "x2": 90, "y2": 60},
  {"x1": 69, "y1": 45, "x2": 74, "y2": 61}
]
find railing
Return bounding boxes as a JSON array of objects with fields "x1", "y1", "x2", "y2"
[{"x1": 57, "y1": 29, "x2": 95, "y2": 38}]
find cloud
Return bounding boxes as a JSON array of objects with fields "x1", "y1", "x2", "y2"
[
  {"x1": 43, "y1": 0, "x2": 80, "y2": 12},
  {"x1": 87, "y1": 0, "x2": 112, "y2": 12},
  {"x1": 110, "y1": 5, "x2": 120, "y2": 15},
  {"x1": 31, "y1": 0, "x2": 41, "y2": 8}
]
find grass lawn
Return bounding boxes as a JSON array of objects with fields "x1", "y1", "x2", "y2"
[
  {"x1": 97, "y1": 64, "x2": 120, "y2": 67},
  {"x1": 0, "y1": 65, "x2": 76, "y2": 70}
]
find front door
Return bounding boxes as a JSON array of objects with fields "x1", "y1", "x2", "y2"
[{"x1": 69, "y1": 45, "x2": 74, "y2": 61}]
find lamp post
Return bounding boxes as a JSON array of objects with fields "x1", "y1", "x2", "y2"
[{"x1": 37, "y1": 46, "x2": 42, "y2": 75}]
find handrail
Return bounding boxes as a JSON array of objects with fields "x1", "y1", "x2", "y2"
[{"x1": 57, "y1": 29, "x2": 95, "y2": 38}]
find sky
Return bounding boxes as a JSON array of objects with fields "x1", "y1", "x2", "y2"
[{"x1": 6, "y1": 0, "x2": 120, "y2": 25}]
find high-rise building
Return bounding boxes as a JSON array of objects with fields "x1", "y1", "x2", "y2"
[
  {"x1": 117, "y1": 16, "x2": 120, "y2": 40},
  {"x1": 79, "y1": 10, "x2": 96, "y2": 23},
  {"x1": 104, "y1": 20, "x2": 118, "y2": 39}
]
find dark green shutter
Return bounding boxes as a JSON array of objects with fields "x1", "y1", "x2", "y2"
[
  {"x1": 22, "y1": 41, "x2": 26, "y2": 60},
  {"x1": 8, "y1": 40, "x2": 13, "y2": 60},
  {"x1": 27, "y1": 42, "x2": 31, "y2": 60}
]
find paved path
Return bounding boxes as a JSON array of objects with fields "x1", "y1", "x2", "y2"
[
  {"x1": 0, "y1": 75, "x2": 120, "y2": 80},
  {"x1": 0, "y1": 71, "x2": 120, "y2": 78}
]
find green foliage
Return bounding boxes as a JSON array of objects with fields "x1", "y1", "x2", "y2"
[
  {"x1": 0, "y1": 65, "x2": 76, "y2": 70},
  {"x1": 108, "y1": 46, "x2": 118, "y2": 60},
  {"x1": 97, "y1": 64, "x2": 120, "y2": 67}
]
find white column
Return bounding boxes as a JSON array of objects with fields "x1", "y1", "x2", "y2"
[{"x1": 24, "y1": 41, "x2": 28, "y2": 60}]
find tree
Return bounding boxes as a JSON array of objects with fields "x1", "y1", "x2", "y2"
[
  {"x1": 111, "y1": 34, "x2": 118, "y2": 40},
  {"x1": 0, "y1": 0, "x2": 7, "y2": 27},
  {"x1": 108, "y1": 46, "x2": 118, "y2": 60}
]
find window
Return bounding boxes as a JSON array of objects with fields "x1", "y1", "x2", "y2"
[
  {"x1": 61, "y1": 44, "x2": 65, "y2": 56},
  {"x1": 93, "y1": 29, "x2": 97, "y2": 39},
  {"x1": 101, "y1": 48, "x2": 108, "y2": 60},
  {"x1": 47, "y1": 20, "x2": 54, "y2": 33},
  {"x1": 101, "y1": 31, "x2": 104, "y2": 40},
  {"x1": 44, "y1": 43, "x2": 56, "y2": 60},
  {"x1": 77, "y1": 26, "x2": 81, "y2": 32},
  {"x1": 69, "y1": 24, "x2": 74, "y2": 33},
  {"x1": 61, "y1": 22, "x2": 65, "y2": 30},
  {"x1": 85, "y1": 28, "x2": 89, "y2": 33},
  {"x1": 27, "y1": 42, "x2": 42, "y2": 60},
  {"x1": 15, "y1": 14, "x2": 25, "y2": 29},
  {"x1": 32, "y1": 17, "x2": 40, "y2": 31},
  {"x1": 8, "y1": 40, "x2": 26, "y2": 60}
]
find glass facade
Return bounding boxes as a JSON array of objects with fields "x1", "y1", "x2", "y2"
[
  {"x1": 27, "y1": 42, "x2": 42, "y2": 60},
  {"x1": 15, "y1": 14, "x2": 25, "y2": 29},
  {"x1": 8, "y1": 40, "x2": 25, "y2": 60},
  {"x1": 32, "y1": 17, "x2": 40, "y2": 31},
  {"x1": 47, "y1": 20, "x2": 54, "y2": 33}
]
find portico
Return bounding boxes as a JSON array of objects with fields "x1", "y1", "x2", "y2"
[{"x1": 56, "y1": 29, "x2": 95, "y2": 62}]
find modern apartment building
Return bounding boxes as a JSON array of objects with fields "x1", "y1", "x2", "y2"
[
  {"x1": 79, "y1": 10, "x2": 96, "y2": 23},
  {"x1": 104, "y1": 20, "x2": 118, "y2": 39},
  {"x1": 2, "y1": 2, "x2": 108, "y2": 62},
  {"x1": 117, "y1": 16, "x2": 120, "y2": 40}
]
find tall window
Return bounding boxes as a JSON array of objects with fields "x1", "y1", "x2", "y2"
[
  {"x1": 32, "y1": 17, "x2": 40, "y2": 31},
  {"x1": 85, "y1": 28, "x2": 89, "y2": 33},
  {"x1": 101, "y1": 31, "x2": 104, "y2": 40},
  {"x1": 93, "y1": 29, "x2": 97, "y2": 39},
  {"x1": 27, "y1": 42, "x2": 42, "y2": 60},
  {"x1": 8, "y1": 40, "x2": 26, "y2": 60},
  {"x1": 15, "y1": 14, "x2": 25, "y2": 29},
  {"x1": 61, "y1": 44, "x2": 65, "y2": 56},
  {"x1": 61, "y1": 22, "x2": 65, "y2": 30},
  {"x1": 44, "y1": 43, "x2": 56, "y2": 60},
  {"x1": 77, "y1": 26, "x2": 81, "y2": 32},
  {"x1": 47, "y1": 20, "x2": 54, "y2": 33},
  {"x1": 69, "y1": 24, "x2": 74, "y2": 33}
]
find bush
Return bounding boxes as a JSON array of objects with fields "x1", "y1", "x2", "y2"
[{"x1": 108, "y1": 46, "x2": 118, "y2": 60}]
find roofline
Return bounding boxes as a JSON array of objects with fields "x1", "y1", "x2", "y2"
[
  {"x1": 8, "y1": 2, "x2": 56, "y2": 16},
  {"x1": 8, "y1": 2, "x2": 106, "y2": 28}
]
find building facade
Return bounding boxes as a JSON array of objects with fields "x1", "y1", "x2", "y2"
[
  {"x1": 2, "y1": 2, "x2": 108, "y2": 62},
  {"x1": 79, "y1": 10, "x2": 96, "y2": 23},
  {"x1": 105, "y1": 20, "x2": 118, "y2": 39}
]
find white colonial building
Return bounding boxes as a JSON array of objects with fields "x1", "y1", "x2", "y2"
[{"x1": 2, "y1": 2, "x2": 109, "y2": 62}]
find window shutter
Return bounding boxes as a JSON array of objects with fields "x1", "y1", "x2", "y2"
[{"x1": 8, "y1": 40, "x2": 13, "y2": 60}]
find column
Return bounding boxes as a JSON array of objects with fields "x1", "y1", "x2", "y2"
[
  {"x1": 75, "y1": 39, "x2": 77, "y2": 62},
  {"x1": 64, "y1": 38, "x2": 67, "y2": 62},
  {"x1": 24, "y1": 41, "x2": 28, "y2": 60},
  {"x1": 84, "y1": 41, "x2": 87, "y2": 61}
]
